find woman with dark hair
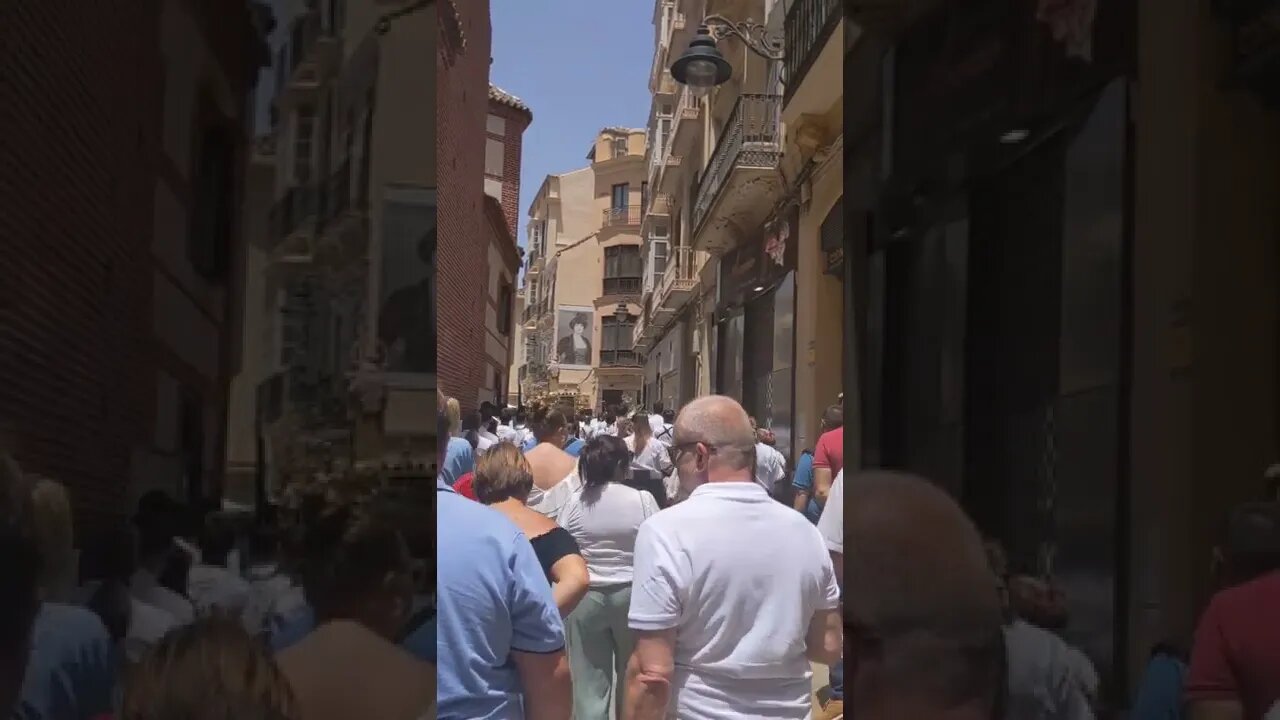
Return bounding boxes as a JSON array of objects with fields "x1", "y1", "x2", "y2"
[
  {"x1": 474, "y1": 443, "x2": 588, "y2": 618},
  {"x1": 523, "y1": 406, "x2": 580, "y2": 519},
  {"x1": 559, "y1": 435, "x2": 659, "y2": 719},
  {"x1": 556, "y1": 313, "x2": 593, "y2": 365}
]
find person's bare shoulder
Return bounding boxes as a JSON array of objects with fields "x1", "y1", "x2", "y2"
[{"x1": 517, "y1": 505, "x2": 560, "y2": 536}]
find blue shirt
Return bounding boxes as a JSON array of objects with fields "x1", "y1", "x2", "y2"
[
  {"x1": 437, "y1": 479, "x2": 564, "y2": 719},
  {"x1": 520, "y1": 436, "x2": 537, "y2": 452},
  {"x1": 270, "y1": 596, "x2": 435, "y2": 663},
  {"x1": 441, "y1": 436, "x2": 475, "y2": 487},
  {"x1": 269, "y1": 605, "x2": 316, "y2": 654},
  {"x1": 563, "y1": 437, "x2": 584, "y2": 457},
  {"x1": 790, "y1": 451, "x2": 822, "y2": 524},
  {"x1": 1130, "y1": 652, "x2": 1186, "y2": 720},
  {"x1": 15, "y1": 603, "x2": 116, "y2": 720}
]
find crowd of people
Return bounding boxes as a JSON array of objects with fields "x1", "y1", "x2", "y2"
[
  {"x1": 0, "y1": 445, "x2": 434, "y2": 719},
  {"x1": 436, "y1": 393, "x2": 845, "y2": 720}
]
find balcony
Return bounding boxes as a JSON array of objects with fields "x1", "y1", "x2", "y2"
[
  {"x1": 281, "y1": 13, "x2": 337, "y2": 106},
  {"x1": 643, "y1": 192, "x2": 671, "y2": 238},
  {"x1": 599, "y1": 351, "x2": 643, "y2": 371},
  {"x1": 653, "y1": 246, "x2": 700, "y2": 322},
  {"x1": 784, "y1": 0, "x2": 845, "y2": 121},
  {"x1": 602, "y1": 205, "x2": 643, "y2": 229},
  {"x1": 315, "y1": 158, "x2": 369, "y2": 264},
  {"x1": 784, "y1": 0, "x2": 841, "y2": 102},
  {"x1": 656, "y1": 154, "x2": 683, "y2": 196},
  {"x1": 690, "y1": 94, "x2": 784, "y2": 255},
  {"x1": 669, "y1": 88, "x2": 701, "y2": 157},
  {"x1": 268, "y1": 185, "x2": 320, "y2": 249},
  {"x1": 634, "y1": 307, "x2": 659, "y2": 352},
  {"x1": 602, "y1": 276, "x2": 643, "y2": 297}
]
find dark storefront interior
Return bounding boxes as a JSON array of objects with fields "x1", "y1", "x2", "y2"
[
  {"x1": 715, "y1": 213, "x2": 798, "y2": 462},
  {"x1": 861, "y1": 78, "x2": 1130, "y2": 691}
]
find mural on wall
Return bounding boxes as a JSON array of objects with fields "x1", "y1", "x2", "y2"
[
  {"x1": 555, "y1": 306, "x2": 594, "y2": 369},
  {"x1": 377, "y1": 191, "x2": 436, "y2": 378}
]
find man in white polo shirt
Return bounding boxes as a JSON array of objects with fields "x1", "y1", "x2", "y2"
[{"x1": 624, "y1": 395, "x2": 843, "y2": 720}]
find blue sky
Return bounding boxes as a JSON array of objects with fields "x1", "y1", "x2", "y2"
[{"x1": 491, "y1": 0, "x2": 655, "y2": 250}]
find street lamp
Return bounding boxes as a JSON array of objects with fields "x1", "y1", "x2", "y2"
[
  {"x1": 670, "y1": 15, "x2": 785, "y2": 96},
  {"x1": 614, "y1": 301, "x2": 630, "y2": 323}
]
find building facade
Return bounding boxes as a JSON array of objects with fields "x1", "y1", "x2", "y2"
[
  {"x1": 227, "y1": 0, "x2": 437, "y2": 495},
  {"x1": 438, "y1": 0, "x2": 528, "y2": 416},
  {"x1": 847, "y1": 0, "x2": 1280, "y2": 703},
  {"x1": 0, "y1": 0, "x2": 268, "y2": 535},
  {"x1": 519, "y1": 129, "x2": 648, "y2": 412},
  {"x1": 636, "y1": 0, "x2": 843, "y2": 465}
]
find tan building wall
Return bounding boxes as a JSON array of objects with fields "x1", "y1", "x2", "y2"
[
  {"x1": 522, "y1": 128, "x2": 647, "y2": 410},
  {"x1": 1127, "y1": 0, "x2": 1280, "y2": 687},
  {"x1": 783, "y1": 3, "x2": 845, "y2": 456}
]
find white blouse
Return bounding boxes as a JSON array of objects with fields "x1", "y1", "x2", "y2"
[{"x1": 559, "y1": 482, "x2": 659, "y2": 587}]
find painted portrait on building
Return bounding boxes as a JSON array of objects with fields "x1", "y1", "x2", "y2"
[
  {"x1": 555, "y1": 306, "x2": 594, "y2": 368},
  {"x1": 377, "y1": 191, "x2": 436, "y2": 377}
]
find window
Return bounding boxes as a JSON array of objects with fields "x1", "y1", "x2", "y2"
[
  {"x1": 658, "y1": 117, "x2": 672, "y2": 153},
  {"x1": 331, "y1": 0, "x2": 345, "y2": 33},
  {"x1": 604, "y1": 245, "x2": 642, "y2": 296},
  {"x1": 530, "y1": 219, "x2": 545, "y2": 256},
  {"x1": 487, "y1": 114, "x2": 506, "y2": 135},
  {"x1": 498, "y1": 282, "x2": 513, "y2": 336},
  {"x1": 611, "y1": 183, "x2": 629, "y2": 210},
  {"x1": 601, "y1": 315, "x2": 638, "y2": 366},
  {"x1": 485, "y1": 138, "x2": 504, "y2": 177},
  {"x1": 294, "y1": 105, "x2": 316, "y2": 182},
  {"x1": 613, "y1": 136, "x2": 629, "y2": 158},
  {"x1": 641, "y1": 181, "x2": 648, "y2": 211},
  {"x1": 188, "y1": 124, "x2": 234, "y2": 282},
  {"x1": 652, "y1": 237, "x2": 669, "y2": 281}
]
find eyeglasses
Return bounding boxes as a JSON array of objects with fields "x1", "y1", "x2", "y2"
[{"x1": 667, "y1": 441, "x2": 721, "y2": 464}]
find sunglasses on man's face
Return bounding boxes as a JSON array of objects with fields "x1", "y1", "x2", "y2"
[{"x1": 667, "y1": 442, "x2": 723, "y2": 464}]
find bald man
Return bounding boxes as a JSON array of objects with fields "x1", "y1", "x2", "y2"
[
  {"x1": 846, "y1": 471, "x2": 1006, "y2": 720},
  {"x1": 623, "y1": 395, "x2": 843, "y2": 720}
]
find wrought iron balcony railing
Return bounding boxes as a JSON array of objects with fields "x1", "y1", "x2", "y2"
[
  {"x1": 691, "y1": 94, "x2": 782, "y2": 235},
  {"x1": 603, "y1": 276, "x2": 643, "y2": 296},
  {"x1": 602, "y1": 205, "x2": 643, "y2": 227},
  {"x1": 600, "y1": 350, "x2": 641, "y2": 368},
  {"x1": 784, "y1": 0, "x2": 841, "y2": 100}
]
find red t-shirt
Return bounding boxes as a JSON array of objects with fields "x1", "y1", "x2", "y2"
[
  {"x1": 1186, "y1": 570, "x2": 1280, "y2": 718},
  {"x1": 813, "y1": 427, "x2": 843, "y2": 476},
  {"x1": 454, "y1": 472, "x2": 478, "y2": 501}
]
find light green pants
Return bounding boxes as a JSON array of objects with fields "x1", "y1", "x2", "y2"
[{"x1": 566, "y1": 584, "x2": 634, "y2": 720}]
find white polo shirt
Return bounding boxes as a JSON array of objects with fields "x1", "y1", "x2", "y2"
[
  {"x1": 629, "y1": 480, "x2": 841, "y2": 719},
  {"x1": 817, "y1": 470, "x2": 843, "y2": 555}
]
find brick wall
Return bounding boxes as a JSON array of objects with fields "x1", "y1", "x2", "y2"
[
  {"x1": 0, "y1": 0, "x2": 259, "y2": 539},
  {"x1": 487, "y1": 100, "x2": 531, "y2": 241},
  {"x1": 437, "y1": 0, "x2": 492, "y2": 414},
  {"x1": 0, "y1": 0, "x2": 163, "y2": 538}
]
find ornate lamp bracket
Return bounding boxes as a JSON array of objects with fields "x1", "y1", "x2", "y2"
[{"x1": 702, "y1": 14, "x2": 785, "y2": 60}]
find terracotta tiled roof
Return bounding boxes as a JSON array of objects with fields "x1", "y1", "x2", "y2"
[{"x1": 489, "y1": 84, "x2": 531, "y2": 116}]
